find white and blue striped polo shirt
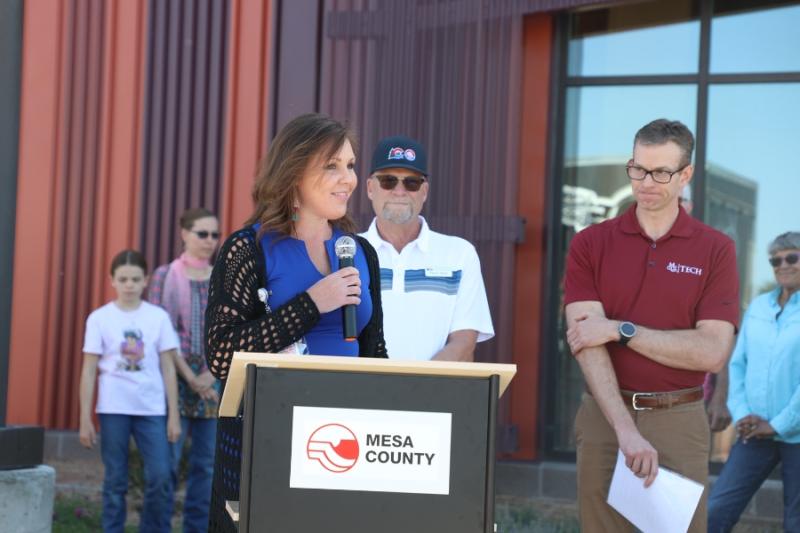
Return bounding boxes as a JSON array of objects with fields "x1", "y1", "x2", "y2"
[{"x1": 361, "y1": 217, "x2": 494, "y2": 360}]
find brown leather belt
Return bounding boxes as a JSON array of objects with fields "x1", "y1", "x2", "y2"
[{"x1": 621, "y1": 386, "x2": 704, "y2": 411}]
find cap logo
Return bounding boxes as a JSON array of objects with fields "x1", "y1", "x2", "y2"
[
  {"x1": 387, "y1": 147, "x2": 417, "y2": 162},
  {"x1": 388, "y1": 147, "x2": 405, "y2": 160}
]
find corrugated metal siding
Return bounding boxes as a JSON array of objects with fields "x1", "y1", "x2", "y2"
[
  {"x1": 314, "y1": 0, "x2": 527, "y2": 451},
  {"x1": 43, "y1": 0, "x2": 106, "y2": 428},
  {"x1": 318, "y1": 0, "x2": 524, "y2": 368},
  {"x1": 9, "y1": 0, "x2": 149, "y2": 428},
  {"x1": 140, "y1": 0, "x2": 230, "y2": 268},
  {"x1": 9, "y1": 0, "x2": 269, "y2": 429},
  {"x1": 220, "y1": 0, "x2": 273, "y2": 233}
]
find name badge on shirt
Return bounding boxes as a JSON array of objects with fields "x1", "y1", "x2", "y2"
[{"x1": 425, "y1": 269, "x2": 453, "y2": 278}]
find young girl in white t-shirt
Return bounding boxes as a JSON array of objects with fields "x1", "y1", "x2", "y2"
[{"x1": 78, "y1": 249, "x2": 181, "y2": 533}]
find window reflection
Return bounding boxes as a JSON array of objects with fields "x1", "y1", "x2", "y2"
[
  {"x1": 554, "y1": 0, "x2": 800, "y2": 459},
  {"x1": 711, "y1": 2, "x2": 800, "y2": 74},
  {"x1": 563, "y1": 85, "x2": 696, "y2": 233},
  {"x1": 568, "y1": 0, "x2": 699, "y2": 77},
  {"x1": 553, "y1": 85, "x2": 696, "y2": 452},
  {"x1": 706, "y1": 84, "x2": 800, "y2": 304},
  {"x1": 705, "y1": 83, "x2": 800, "y2": 461}
]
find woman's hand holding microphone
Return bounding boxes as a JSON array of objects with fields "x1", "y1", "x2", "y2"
[{"x1": 307, "y1": 267, "x2": 361, "y2": 314}]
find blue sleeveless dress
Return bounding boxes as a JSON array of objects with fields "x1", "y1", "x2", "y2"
[{"x1": 257, "y1": 226, "x2": 372, "y2": 356}]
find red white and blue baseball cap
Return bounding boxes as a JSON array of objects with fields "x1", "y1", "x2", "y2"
[{"x1": 370, "y1": 135, "x2": 428, "y2": 177}]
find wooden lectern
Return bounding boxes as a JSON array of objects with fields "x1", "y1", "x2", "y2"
[{"x1": 219, "y1": 352, "x2": 516, "y2": 533}]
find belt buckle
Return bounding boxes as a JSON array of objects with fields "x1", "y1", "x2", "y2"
[{"x1": 631, "y1": 392, "x2": 654, "y2": 411}]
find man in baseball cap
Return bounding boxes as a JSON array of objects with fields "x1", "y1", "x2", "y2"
[{"x1": 360, "y1": 135, "x2": 494, "y2": 362}]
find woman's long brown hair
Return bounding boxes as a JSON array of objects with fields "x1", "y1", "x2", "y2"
[{"x1": 246, "y1": 113, "x2": 358, "y2": 237}]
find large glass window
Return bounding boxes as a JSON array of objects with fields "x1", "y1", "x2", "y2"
[
  {"x1": 551, "y1": 85, "x2": 697, "y2": 452},
  {"x1": 568, "y1": 1, "x2": 699, "y2": 76},
  {"x1": 547, "y1": 0, "x2": 800, "y2": 458},
  {"x1": 704, "y1": 83, "x2": 800, "y2": 459},
  {"x1": 706, "y1": 83, "x2": 800, "y2": 303},
  {"x1": 711, "y1": 2, "x2": 800, "y2": 73}
]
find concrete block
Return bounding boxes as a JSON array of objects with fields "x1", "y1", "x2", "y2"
[
  {"x1": 0, "y1": 465, "x2": 55, "y2": 533},
  {"x1": 0, "y1": 426, "x2": 44, "y2": 469}
]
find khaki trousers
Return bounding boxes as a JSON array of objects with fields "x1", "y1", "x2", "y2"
[{"x1": 574, "y1": 392, "x2": 710, "y2": 533}]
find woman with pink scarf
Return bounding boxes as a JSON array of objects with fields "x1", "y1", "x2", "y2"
[{"x1": 148, "y1": 207, "x2": 220, "y2": 533}]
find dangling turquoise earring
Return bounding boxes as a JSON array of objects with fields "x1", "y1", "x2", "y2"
[{"x1": 291, "y1": 205, "x2": 299, "y2": 222}]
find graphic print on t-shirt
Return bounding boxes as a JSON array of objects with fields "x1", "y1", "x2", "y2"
[{"x1": 119, "y1": 329, "x2": 145, "y2": 371}]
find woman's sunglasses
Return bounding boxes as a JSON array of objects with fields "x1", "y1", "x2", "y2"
[
  {"x1": 192, "y1": 230, "x2": 220, "y2": 240},
  {"x1": 375, "y1": 174, "x2": 426, "y2": 192},
  {"x1": 769, "y1": 253, "x2": 799, "y2": 267}
]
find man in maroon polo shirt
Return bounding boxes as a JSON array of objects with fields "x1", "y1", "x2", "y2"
[{"x1": 564, "y1": 119, "x2": 739, "y2": 533}]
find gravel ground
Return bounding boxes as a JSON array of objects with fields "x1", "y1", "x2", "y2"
[{"x1": 49, "y1": 455, "x2": 185, "y2": 530}]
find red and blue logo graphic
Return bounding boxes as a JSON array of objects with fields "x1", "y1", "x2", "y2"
[
  {"x1": 306, "y1": 423, "x2": 360, "y2": 473},
  {"x1": 387, "y1": 147, "x2": 417, "y2": 162},
  {"x1": 388, "y1": 147, "x2": 405, "y2": 160}
]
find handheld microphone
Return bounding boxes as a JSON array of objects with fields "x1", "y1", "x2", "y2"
[{"x1": 334, "y1": 236, "x2": 358, "y2": 341}]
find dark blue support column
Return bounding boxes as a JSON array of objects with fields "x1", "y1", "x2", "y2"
[{"x1": 0, "y1": 0, "x2": 24, "y2": 427}]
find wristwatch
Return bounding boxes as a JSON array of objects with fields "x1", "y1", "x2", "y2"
[{"x1": 618, "y1": 321, "x2": 637, "y2": 346}]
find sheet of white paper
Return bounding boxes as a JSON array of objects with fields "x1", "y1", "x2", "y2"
[{"x1": 607, "y1": 450, "x2": 704, "y2": 533}]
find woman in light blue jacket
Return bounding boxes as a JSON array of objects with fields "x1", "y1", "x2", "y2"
[{"x1": 708, "y1": 231, "x2": 800, "y2": 532}]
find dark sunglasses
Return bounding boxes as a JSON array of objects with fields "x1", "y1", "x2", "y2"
[
  {"x1": 192, "y1": 230, "x2": 220, "y2": 240},
  {"x1": 375, "y1": 174, "x2": 426, "y2": 192},
  {"x1": 769, "y1": 253, "x2": 799, "y2": 267}
]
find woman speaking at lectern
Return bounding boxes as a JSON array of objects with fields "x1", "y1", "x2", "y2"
[{"x1": 204, "y1": 113, "x2": 387, "y2": 532}]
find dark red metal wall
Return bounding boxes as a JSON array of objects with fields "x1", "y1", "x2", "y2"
[
  {"x1": 318, "y1": 0, "x2": 524, "y2": 367},
  {"x1": 305, "y1": 0, "x2": 524, "y2": 452},
  {"x1": 139, "y1": 0, "x2": 230, "y2": 268},
  {"x1": 9, "y1": 0, "x2": 149, "y2": 427},
  {"x1": 9, "y1": 0, "x2": 273, "y2": 430},
  {"x1": 9, "y1": 0, "x2": 238, "y2": 429},
  {"x1": 7, "y1": 0, "x2": 605, "y2": 438}
]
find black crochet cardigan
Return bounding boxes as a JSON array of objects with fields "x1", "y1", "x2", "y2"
[{"x1": 204, "y1": 226, "x2": 387, "y2": 533}]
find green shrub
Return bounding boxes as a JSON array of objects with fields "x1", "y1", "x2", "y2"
[{"x1": 52, "y1": 495, "x2": 102, "y2": 532}]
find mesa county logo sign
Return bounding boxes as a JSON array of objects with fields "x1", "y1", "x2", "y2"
[
  {"x1": 306, "y1": 424, "x2": 360, "y2": 473},
  {"x1": 291, "y1": 407, "x2": 451, "y2": 494}
]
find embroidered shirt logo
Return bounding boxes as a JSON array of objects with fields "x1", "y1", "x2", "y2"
[{"x1": 666, "y1": 261, "x2": 703, "y2": 276}]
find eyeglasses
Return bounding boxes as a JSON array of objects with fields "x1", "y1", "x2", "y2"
[
  {"x1": 769, "y1": 253, "x2": 799, "y2": 267},
  {"x1": 626, "y1": 164, "x2": 688, "y2": 184},
  {"x1": 374, "y1": 174, "x2": 426, "y2": 192},
  {"x1": 192, "y1": 230, "x2": 220, "y2": 240}
]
